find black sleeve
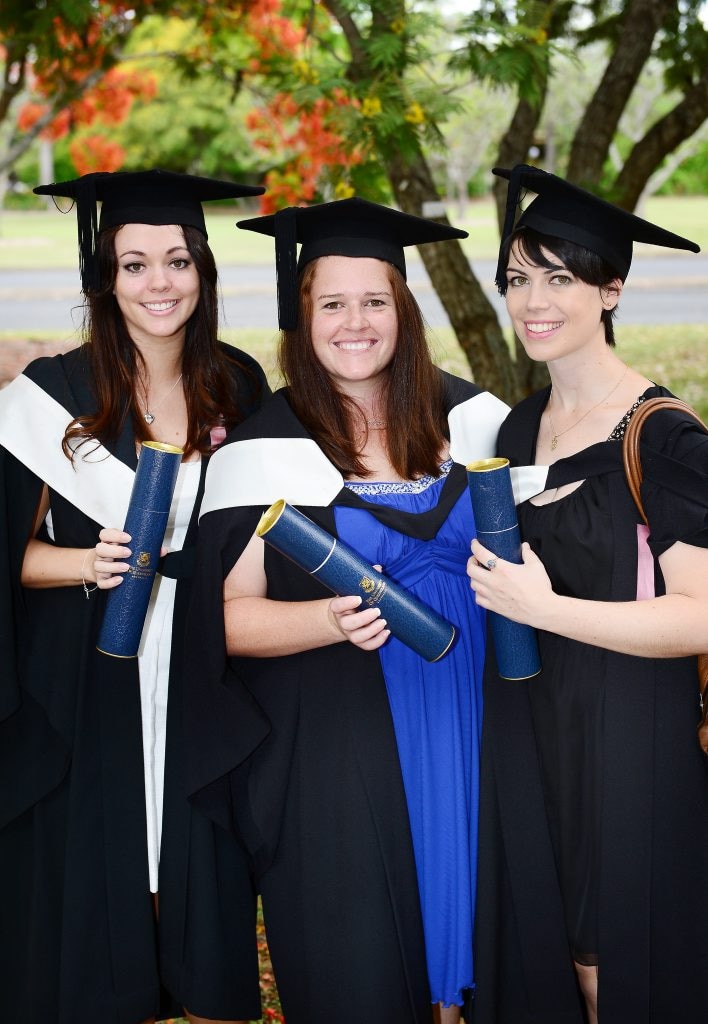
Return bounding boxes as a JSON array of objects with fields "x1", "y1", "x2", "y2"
[
  {"x1": 640, "y1": 412, "x2": 708, "y2": 556},
  {"x1": 0, "y1": 446, "x2": 70, "y2": 827},
  {"x1": 182, "y1": 504, "x2": 270, "y2": 832}
]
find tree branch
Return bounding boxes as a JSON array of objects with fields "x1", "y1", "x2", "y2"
[
  {"x1": 322, "y1": 0, "x2": 367, "y2": 71},
  {"x1": 0, "y1": 39, "x2": 28, "y2": 123},
  {"x1": 567, "y1": 0, "x2": 674, "y2": 186},
  {"x1": 613, "y1": 66, "x2": 708, "y2": 208},
  {"x1": 0, "y1": 64, "x2": 109, "y2": 176}
]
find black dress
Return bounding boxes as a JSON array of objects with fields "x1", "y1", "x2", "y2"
[
  {"x1": 473, "y1": 384, "x2": 708, "y2": 1024},
  {"x1": 0, "y1": 344, "x2": 269, "y2": 1024}
]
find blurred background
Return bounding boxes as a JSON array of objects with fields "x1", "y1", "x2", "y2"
[
  {"x1": 1, "y1": 6, "x2": 705, "y2": 1019},
  {"x1": 1, "y1": 0, "x2": 706, "y2": 413}
]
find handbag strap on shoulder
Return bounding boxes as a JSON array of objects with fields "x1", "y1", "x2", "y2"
[{"x1": 622, "y1": 396, "x2": 707, "y2": 525}]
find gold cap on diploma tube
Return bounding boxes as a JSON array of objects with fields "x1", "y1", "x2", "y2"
[
  {"x1": 466, "y1": 457, "x2": 509, "y2": 473},
  {"x1": 256, "y1": 499, "x2": 287, "y2": 538}
]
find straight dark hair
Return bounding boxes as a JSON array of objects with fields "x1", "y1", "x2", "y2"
[
  {"x1": 63, "y1": 224, "x2": 259, "y2": 460},
  {"x1": 279, "y1": 258, "x2": 447, "y2": 480},
  {"x1": 499, "y1": 227, "x2": 620, "y2": 346}
]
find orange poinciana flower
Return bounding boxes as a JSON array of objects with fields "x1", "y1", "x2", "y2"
[
  {"x1": 69, "y1": 134, "x2": 125, "y2": 175},
  {"x1": 247, "y1": 92, "x2": 364, "y2": 211}
]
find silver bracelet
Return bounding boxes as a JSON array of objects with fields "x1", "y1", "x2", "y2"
[{"x1": 81, "y1": 548, "x2": 98, "y2": 599}]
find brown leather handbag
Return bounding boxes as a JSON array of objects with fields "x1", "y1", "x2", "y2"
[{"x1": 622, "y1": 396, "x2": 708, "y2": 756}]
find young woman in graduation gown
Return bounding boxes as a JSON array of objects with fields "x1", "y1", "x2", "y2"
[
  {"x1": 467, "y1": 165, "x2": 708, "y2": 1024},
  {"x1": 0, "y1": 170, "x2": 270, "y2": 1024},
  {"x1": 183, "y1": 198, "x2": 511, "y2": 1024}
]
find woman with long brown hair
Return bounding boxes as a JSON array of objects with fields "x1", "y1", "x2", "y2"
[
  {"x1": 0, "y1": 170, "x2": 269, "y2": 1024},
  {"x1": 183, "y1": 198, "x2": 510, "y2": 1024}
]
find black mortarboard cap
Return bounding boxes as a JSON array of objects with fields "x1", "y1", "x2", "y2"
[
  {"x1": 34, "y1": 169, "x2": 265, "y2": 293},
  {"x1": 493, "y1": 164, "x2": 700, "y2": 290},
  {"x1": 236, "y1": 197, "x2": 468, "y2": 330}
]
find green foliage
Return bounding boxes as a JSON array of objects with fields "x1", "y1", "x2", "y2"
[
  {"x1": 94, "y1": 14, "x2": 260, "y2": 182},
  {"x1": 657, "y1": 141, "x2": 708, "y2": 196},
  {"x1": 2, "y1": 188, "x2": 41, "y2": 209},
  {"x1": 4, "y1": 0, "x2": 705, "y2": 215},
  {"x1": 452, "y1": 2, "x2": 561, "y2": 87},
  {"x1": 656, "y1": 0, "x2": 708, "y2": 91},
  {"x1": 367, "y1": 31, "x2": 406, "y2": 71},
  {"x1": 13, "y1": 134, "x2": 76, "y2": 193},
  {"x1": 1, "y1": 0, "x2": 92, "y2": 43}
]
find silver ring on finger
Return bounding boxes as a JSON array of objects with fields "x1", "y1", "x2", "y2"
[{"x1": 486, "y1": 557, "x2": 498, "y2": 570}]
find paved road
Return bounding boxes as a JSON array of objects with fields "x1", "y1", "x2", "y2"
[{"x1": 1, "y1": 255, "x2": 706, "y2": 333}]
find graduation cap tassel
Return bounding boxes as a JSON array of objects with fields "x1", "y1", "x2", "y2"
[
  {"x1": 34, "y1": 170, "x2": 266, "y2": 297},
  {"x1": 494, "y1": 163, "x2": 528, "y2": 292},
  {"x1": 74, "y1": 175, "x2": 101, "y2": 294},
  {"x1": 274, "y1": 207, "x2": 300, "y2": 331},
  {"x1": 492, "y1": 164, "x2": 699, "y2": 284}
]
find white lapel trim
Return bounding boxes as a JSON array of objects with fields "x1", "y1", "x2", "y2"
[
  {"x1": 448, "y1": 390, "x2": 511, "y2": 464},
  {"x1": 446, "y1": 391, "x2": 549, "y2": 504},
  {"x1": 0, "y1": 373, "x2": 134, "y2": 527},
  {"x1": 198, "y1": 389, "x2": 548, "y2": 518},
  {"x1": 199, "y1": 436, "x2": 344, "y2": 519},
  {"x1": 509, "y1": 465, "x2": 550, "y2": 505}
]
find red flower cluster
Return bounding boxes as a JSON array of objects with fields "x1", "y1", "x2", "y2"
[
  {"x1": 244, "y1": 0, "x2": 306, "y2": 71},
  {"x1": 246, "y1": 92, "x2": 363, "y2": 212},
  {"x1": 69, "y1": 135, "x2": 125, "y2": 175},
  {"x1": 15, "y1": 5, "x2": 155, "y2": 174}
]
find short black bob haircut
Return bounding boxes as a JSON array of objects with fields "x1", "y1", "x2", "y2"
[{"x1": 498, "y1": 227, "x2": 621, "y2": 347}]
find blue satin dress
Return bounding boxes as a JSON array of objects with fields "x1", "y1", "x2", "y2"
[{"x1": 335, "y1": 461, "x2": 485, "y2": 1007}]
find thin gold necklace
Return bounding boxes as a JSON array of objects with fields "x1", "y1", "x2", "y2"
[
  {"x1": 548, "y1": 365, "x2": 628, "y2": 451},
  {"x1": 141, "y1": 373, "x2": 183, "y2": 425}
]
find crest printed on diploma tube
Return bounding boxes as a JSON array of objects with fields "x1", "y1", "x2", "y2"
[{"x1": 257, "y1": 500, "x2": 456, "y2": 663}]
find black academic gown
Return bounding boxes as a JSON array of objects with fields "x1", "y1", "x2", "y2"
[
  {"x1": 472, "y1": 385, "x2": 708, "y2": 1024},
  {"x1": 0, "y1": 344, "x2": 268, "y2": 1024},
  {"x1": 184, "y1": 373, "x2": 509, "y2": 1024}
]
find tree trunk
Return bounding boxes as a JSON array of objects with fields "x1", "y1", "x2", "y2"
[
  {"x1": 386, "y1": 148, "x2": 519, "y2": 403},
  {"x1": 493, "y1": 97, "x2": 544, "y2": 229},
  {"x1": 567, "y1": 0, "x2": 674, "y2": 188},
  {"x1": 614, "y1": 67, "x2": 708, "y2": 209},
  {"x1": 326, "y1": 0, "x2": 520, "y2": 402}
]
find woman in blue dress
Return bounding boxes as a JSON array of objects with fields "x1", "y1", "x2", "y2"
[{"x1": 183, "y1": 198, "x2": 510, "y2": 1023}]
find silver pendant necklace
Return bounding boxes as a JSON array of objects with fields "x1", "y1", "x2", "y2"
[{"x1": 142, "y1": 373, "x2": 183, "y2": 424}]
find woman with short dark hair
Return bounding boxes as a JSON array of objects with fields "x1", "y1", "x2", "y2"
[{"x1": 469, "y1": 165, "x2": 708, "y2": 1024}]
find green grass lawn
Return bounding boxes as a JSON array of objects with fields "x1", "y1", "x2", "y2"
[{"x1": 1, "y1": 194, "x2": 706, "y2": 269}]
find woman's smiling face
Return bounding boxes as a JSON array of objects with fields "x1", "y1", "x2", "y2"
[
  {"x1": 504, "y1": 240, "x2": 619, "y2": 363},
  {"x1": 112, "y1": 222, "x2": 200, "y2": 348},
  {"x1": 308, "y1": 255, "x2": 398, "y2": 394}
]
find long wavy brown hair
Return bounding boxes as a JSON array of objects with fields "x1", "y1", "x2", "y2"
[
  {"x1": 279, "y1": 258, "x2": 447, "y2": 480},
  {"x1": 63, "y1": 224, "x2": 259, "y2": 461}
]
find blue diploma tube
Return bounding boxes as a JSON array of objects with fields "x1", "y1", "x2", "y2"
[
  {"x1": 467, "y1": 458, "x2": 541, "y2": 680},
  {"x1": 256, "y1": 500, "x2": 456, "y2": 663},
  {"x1": 97, "y1": 441, "x2": 183, "y2": 658}
]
